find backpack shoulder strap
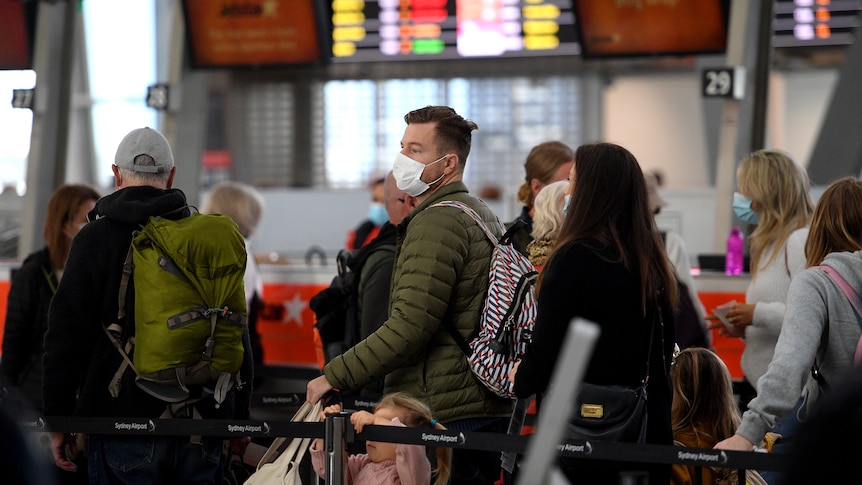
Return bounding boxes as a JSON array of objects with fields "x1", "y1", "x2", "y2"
[
  {"x1": 817, "y1": 264, "x2": 862, "y2": 322},
  {"x1": 428, "y1": 200, "x2": 497, "y2": 357},
  {"x1": 430, "y1": 200, "x2": 501, "y2": 245}
]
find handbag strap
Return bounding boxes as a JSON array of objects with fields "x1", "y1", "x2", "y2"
[
  {"x1": 642, "y1": 296, "x2": 661, "y2": 386},
  {"x1": 256, "y1": 400, "x2": 323, "y2": 470}
]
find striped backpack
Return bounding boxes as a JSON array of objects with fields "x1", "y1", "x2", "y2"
[{"x1": 432, "y1": 200, "x2": 539, "y2": 399}]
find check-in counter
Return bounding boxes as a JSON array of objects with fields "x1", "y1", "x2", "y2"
[
  {"x1": 257, "y1": 262, "x2": 334, "y2": 370},
  {"x1": 0, "y1": 261, "x2": 752, "y2": 381},
  {"x1": 0, "y1": 259, "x2": 335, "y2": 374},
  {"x1": 693, "y1": 270, "x2": 750, "y2": 380}
]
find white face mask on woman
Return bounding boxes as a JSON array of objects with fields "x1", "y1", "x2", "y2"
[{"x1": 392, "y1": 152, "x2": 447, "y2": 197}]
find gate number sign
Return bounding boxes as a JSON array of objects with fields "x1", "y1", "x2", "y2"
[{"x1": 702, "y1": 67, "x2": 745, "y2": 100}]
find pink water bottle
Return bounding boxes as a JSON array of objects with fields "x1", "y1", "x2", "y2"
[{"x1": 726, "y1": 227, "x2": 744, "y2": 275}]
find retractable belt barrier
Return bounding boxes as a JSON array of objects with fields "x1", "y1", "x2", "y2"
[{"x1": 23, "y1": 414, "x2": 787, "y2": 473}]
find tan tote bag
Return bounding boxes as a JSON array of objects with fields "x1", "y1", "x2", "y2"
[{"x1": 244, "y1": 400, "x2": 323, "y2": 485}]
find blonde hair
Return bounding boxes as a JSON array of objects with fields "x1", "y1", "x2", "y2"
[
  {"x1": 531, "y1": 180, "x2": 568, "y2": 242},
  {"x1": 202, "y1": 181, "x2": 264, "y2": 238},
  {"x1": 737, "y1": 149, "x2": 813, "y2": 277},
  {"x1": 516, "y1": 141, "x2": 574, "y2": 209},
  {"x1": 375, "y1": 392, "x2": 451, "y2": 485},
  {"x1": 671, "y1": 347, "x2": 740, "y2": 484}
]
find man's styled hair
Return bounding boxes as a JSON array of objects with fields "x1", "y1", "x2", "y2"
[{"x1": 404, "y1": 105, "x2": 478, "y2": 168}]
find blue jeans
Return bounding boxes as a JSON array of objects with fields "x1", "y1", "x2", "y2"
[{"x1": 88, "y1": 434, "x2": 224, "y2": 484}]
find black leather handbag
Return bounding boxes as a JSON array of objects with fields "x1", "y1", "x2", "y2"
[
  {"x1": 568, "y1": 310, "x2": 659, "y2": 444},
  {"x1": 569, "y1": 381, "x2": 648, "y2": 443}
]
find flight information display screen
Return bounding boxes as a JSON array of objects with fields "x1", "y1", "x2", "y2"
[
  {"x1": 773, "y1": 0, "x2": 862, "y2": 48},
  {"x1": 329, "y1": 0, "x2": 580, "y2": 62},
  {"x1": 182, "y1": 0, "x2": 328, "y2": 69},
  {"x1": 0, "y1": 0, "x2": 36, "y2": 70},
  {"x1": 574, "y1": 0, "x2": 728, "y2": 59}
]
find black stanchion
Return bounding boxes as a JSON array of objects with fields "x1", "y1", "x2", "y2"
[{"x1": 323, "y1": 413, "x2": 348, "y2": 485}]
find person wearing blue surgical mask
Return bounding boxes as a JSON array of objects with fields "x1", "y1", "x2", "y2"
[
  {"x1": 706, "y1": 149, "x2": 814, "y2": 485},
  {"x1": 732, "y1": 192, "x2": 759, "y2": 225},
  {"x1": 346, "y1": 176, "x2": 387, "y2": 250}
]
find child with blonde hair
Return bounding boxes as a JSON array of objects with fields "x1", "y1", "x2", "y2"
[
  {"x1": 310, "y1": 392, "x2": 452, "y2": 485},
  {"x1": 671, "y1": 347, "x2": 772, "y2": 484}
]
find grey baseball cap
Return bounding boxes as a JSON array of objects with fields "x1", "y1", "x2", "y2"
[{"x1": 114, "y1": 127, "x2": 174, "y2": 173}]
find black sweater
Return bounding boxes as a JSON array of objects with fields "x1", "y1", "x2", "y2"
[{"x1": 513, "y1": 240, "x2": 676, "y2": 482}]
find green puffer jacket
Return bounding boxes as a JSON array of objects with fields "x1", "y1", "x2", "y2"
[{"x1": 324, "y1": 181, "x2": 514, "y2": 422}]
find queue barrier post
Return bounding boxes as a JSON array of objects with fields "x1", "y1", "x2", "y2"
[{"x1": 323, "y1": 412, "x2": 348, "y2": 485}]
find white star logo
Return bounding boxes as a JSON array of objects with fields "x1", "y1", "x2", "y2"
[{"x1": 283, "y1": 293, "x2": 307, "y2": 326}]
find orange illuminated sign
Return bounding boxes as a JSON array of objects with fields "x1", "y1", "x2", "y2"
[
  {"x1": 182, "y1": 0, "x2": 324, "y2": 68},
  {"x1": 575, "y1": 0, "x2": 728, "y2": 58}
]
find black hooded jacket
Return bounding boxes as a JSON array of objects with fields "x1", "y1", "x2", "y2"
[{"x1": 42, "y1": 186, "x2": 253, "y2": 420}]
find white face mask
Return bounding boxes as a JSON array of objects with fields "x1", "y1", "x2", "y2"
[{"x1": 392, "y1": 152, "x2": 447, "y2": 197}]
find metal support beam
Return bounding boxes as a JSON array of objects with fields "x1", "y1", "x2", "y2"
[
  {"x1": 20, "y1": 1, "x2": 77, "y2": 257},
  {"x1": 160, "y1": 0, "x2": 207, "y2": 206},
  {"x1": 711, "y1": 0, "x2": 773, "y2": 251},
  {"x1": 807, "y1": 36, "x2": 862, "y2": 185}
]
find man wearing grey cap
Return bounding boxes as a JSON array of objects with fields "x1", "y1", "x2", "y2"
[{"x1": 42, "y1": 127, "x2": 253, "y2": 483}]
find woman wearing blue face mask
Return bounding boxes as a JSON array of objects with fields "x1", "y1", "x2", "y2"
[
  {"x1": 732, "y1": 191, "x2": 759, "y2": 225},
  {"x1": 706, "y1": 149, "x2": 813, "y2": 482}
]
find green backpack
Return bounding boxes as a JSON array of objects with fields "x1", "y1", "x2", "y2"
[{"x1": 104, "y1": 208, "x2": 248, "y2": 408}]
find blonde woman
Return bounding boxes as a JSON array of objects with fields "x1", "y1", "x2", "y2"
[
  {"x1": 716, "y1": 177, "x2": 862, "y2": 466},
  {"x1": 707, "y1": 149, "x2": 813, "y2": 482},
  {"x1": 525, "y1": 179, "x2": 568, "y2": 269},
  {"x1": 707, "y1": 149, "x2": 813, "y2": 386}
]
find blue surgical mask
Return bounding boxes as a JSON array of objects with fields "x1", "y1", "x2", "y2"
[
  {"x1": 563, "y1": 194, "x2": 571, "y2": 215},
  {"x1": 367, "y1": 202, "x2": 388, "y2": 226},
  {"x1": 732, "y1": 192, "x2": 759, "y2": 225}
]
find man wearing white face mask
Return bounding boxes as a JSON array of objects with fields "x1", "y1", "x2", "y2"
[{"x1": 307, "y1": 105, "x2": 513, "y2": 485}]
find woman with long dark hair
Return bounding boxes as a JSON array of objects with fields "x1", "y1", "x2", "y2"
[{"x1": 513, "y1": 142, "x2": 677, "y2": 484}]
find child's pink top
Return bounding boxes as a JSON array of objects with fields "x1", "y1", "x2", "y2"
[{"x1": 310, "y1": 417, "x2": 432, "y2": 485}]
